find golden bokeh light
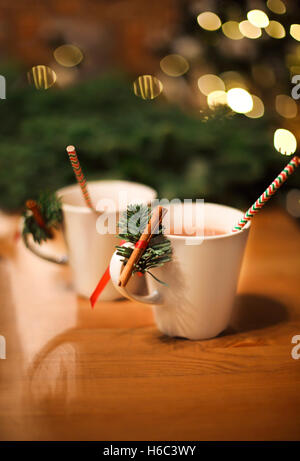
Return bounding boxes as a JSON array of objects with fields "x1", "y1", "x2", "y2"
[
  {"x1": 222, "y1": 21, "x2": 243, "y2": 40},
  {"x1": 207, "y1": 90, "x2": 227, "y2": 108},
  {"x1": 239, "y1": 20, "x2": 261, "y2": 39},
  {"x1": 197, "y1": 74, "x2": 225, "y2": 96},
  {"x1": 247, "y1": 10, "x2": 269, "y2": 28},
  {"x1": 274, "y1": 128, "x2": 297, "y2": 155},
  {"x1": 275, "y1": 95, "x2": 297, "y2": 118},
  {"x1": 267, "y1": 0, "x2": 286, "y2": 15},
  {"x1": 220, "y1": 71, "x2": 247, "y2": 90},
  {"x1": 245, "y1": 95, "x2": 264, "y2": 118},
  {"x1": 290, "y1": 24, "x2": 300, "y2": 42},
  {"x1": 197, "y1": 12, "x2": 221, "y2": 31},
  {"x1": 27, "y1": 65, "x2": 57, "y2": 89},
  {"x1": 265, "y1": 21, "x2": 285, "y2": 39},
  {"x1": 133, "y1": 75, "x2": 163, "y2": 100},
  {"x1": 160, "y1": 54, "x2": 189, "y2": 77},
  {"x1": 53, "y1": 44, "x2": 83, "y2": 67},
  {"x1": 227, "y1": 88, "x2": 253, "y2": 113}
]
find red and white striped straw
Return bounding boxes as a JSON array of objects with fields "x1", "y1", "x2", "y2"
[
  {"x1": 66, "y1": 145, "x2": 95, "y2": 211},
  {"x1": 233, "y1": 155, "x2": 300, "y2": 232}
]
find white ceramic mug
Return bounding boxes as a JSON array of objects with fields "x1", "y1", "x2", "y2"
[
  {"x1": 23, "y1": 180, "x2": 157, "y2": 301},
  {"x1": 109, "y1": 202, "x2": 250, "y2": 339}
]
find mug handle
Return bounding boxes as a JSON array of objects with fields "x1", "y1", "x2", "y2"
[
  {"x1": 22, "y1": 232, "x2": 68, "y2": 265},
  {"x1": 109, "y1": 242, "x2": 164, "y2": 305}
]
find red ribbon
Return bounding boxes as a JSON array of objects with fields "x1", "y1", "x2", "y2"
[
  {"x1": 135, "y1": 239, "x2": 148, "y2": 249},
  {"x1": 90, "y1": 239, "x2": 148, "y2": 308},
  {"x1": 90, "y1": 266, "x2": 111, "y2": 308}
]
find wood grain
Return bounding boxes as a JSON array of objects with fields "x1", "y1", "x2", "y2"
[{"x1": 0, "y1": 206, "x2": 299, "y2": 441}]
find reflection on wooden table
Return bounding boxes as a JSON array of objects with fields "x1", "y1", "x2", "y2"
[{"x1": 0, "y1": 206, "x2": 299, "y2": 441}]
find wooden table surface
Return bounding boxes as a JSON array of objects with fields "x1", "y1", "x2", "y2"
[{"x1": 0, "y1": 206, "x2": 299, "y2": 441}]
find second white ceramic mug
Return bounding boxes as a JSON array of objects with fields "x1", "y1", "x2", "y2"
[
  {"x1": 23, "y1": 180, "x2": 157, "y2": 301},
  {"x1": 109, "y1": 202, "x2": 250, "y2": 339}
]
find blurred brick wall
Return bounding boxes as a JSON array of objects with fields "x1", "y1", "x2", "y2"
[{"x1": 0, "y1": 0, "x2": 180, "y2": 73}]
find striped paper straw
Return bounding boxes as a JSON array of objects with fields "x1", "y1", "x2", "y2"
[
  {"x1": 233, "y1": 155, "x2": 300, "y2": 232},
  {"x1": 66, "y1": 145, "x2": 94, "y2": 210}
]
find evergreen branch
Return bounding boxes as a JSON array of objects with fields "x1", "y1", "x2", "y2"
[
  {"x1": 116, "y1": 203, "x2": 172, "y2": 277},
  {"x1": 22, "y1": 191, "x2": 63, "y2": 244},
  {"x1": 146, "y1": 270, "x2": 169, "y2": 287}
]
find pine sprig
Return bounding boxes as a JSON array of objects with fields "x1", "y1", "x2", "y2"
[
  {"x1": 22, "y1": 191, "x2": 62, "y2": 244},
  {"x1": 118, "y1": 203, "x2": 150, "y2": 243},
  {"x1": 116, "y1": 204, "x2": 172, "y2": 280}
]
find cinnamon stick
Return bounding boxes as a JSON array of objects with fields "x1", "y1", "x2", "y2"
[
  {"x1": 26, "y1": 199, "x2": 53, "y2": 238},
  {"x1": 118, "y1": 206, "x2": 167, "y2": 287}
]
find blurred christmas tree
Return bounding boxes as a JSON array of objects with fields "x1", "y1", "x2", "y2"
[
  {"x1": 1, "y1": 0, "x2": 300, "y2": 210},
  {"x1": 151, "y1": 0, "x2": 300, "y2": 120},
  {"x1": 0, "y1": 65, "x2": 296, "y2": 211}
]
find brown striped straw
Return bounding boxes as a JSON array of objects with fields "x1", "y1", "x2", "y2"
[{"x1": 66, "y1": 145, "x2": 95, "y2": 211}]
